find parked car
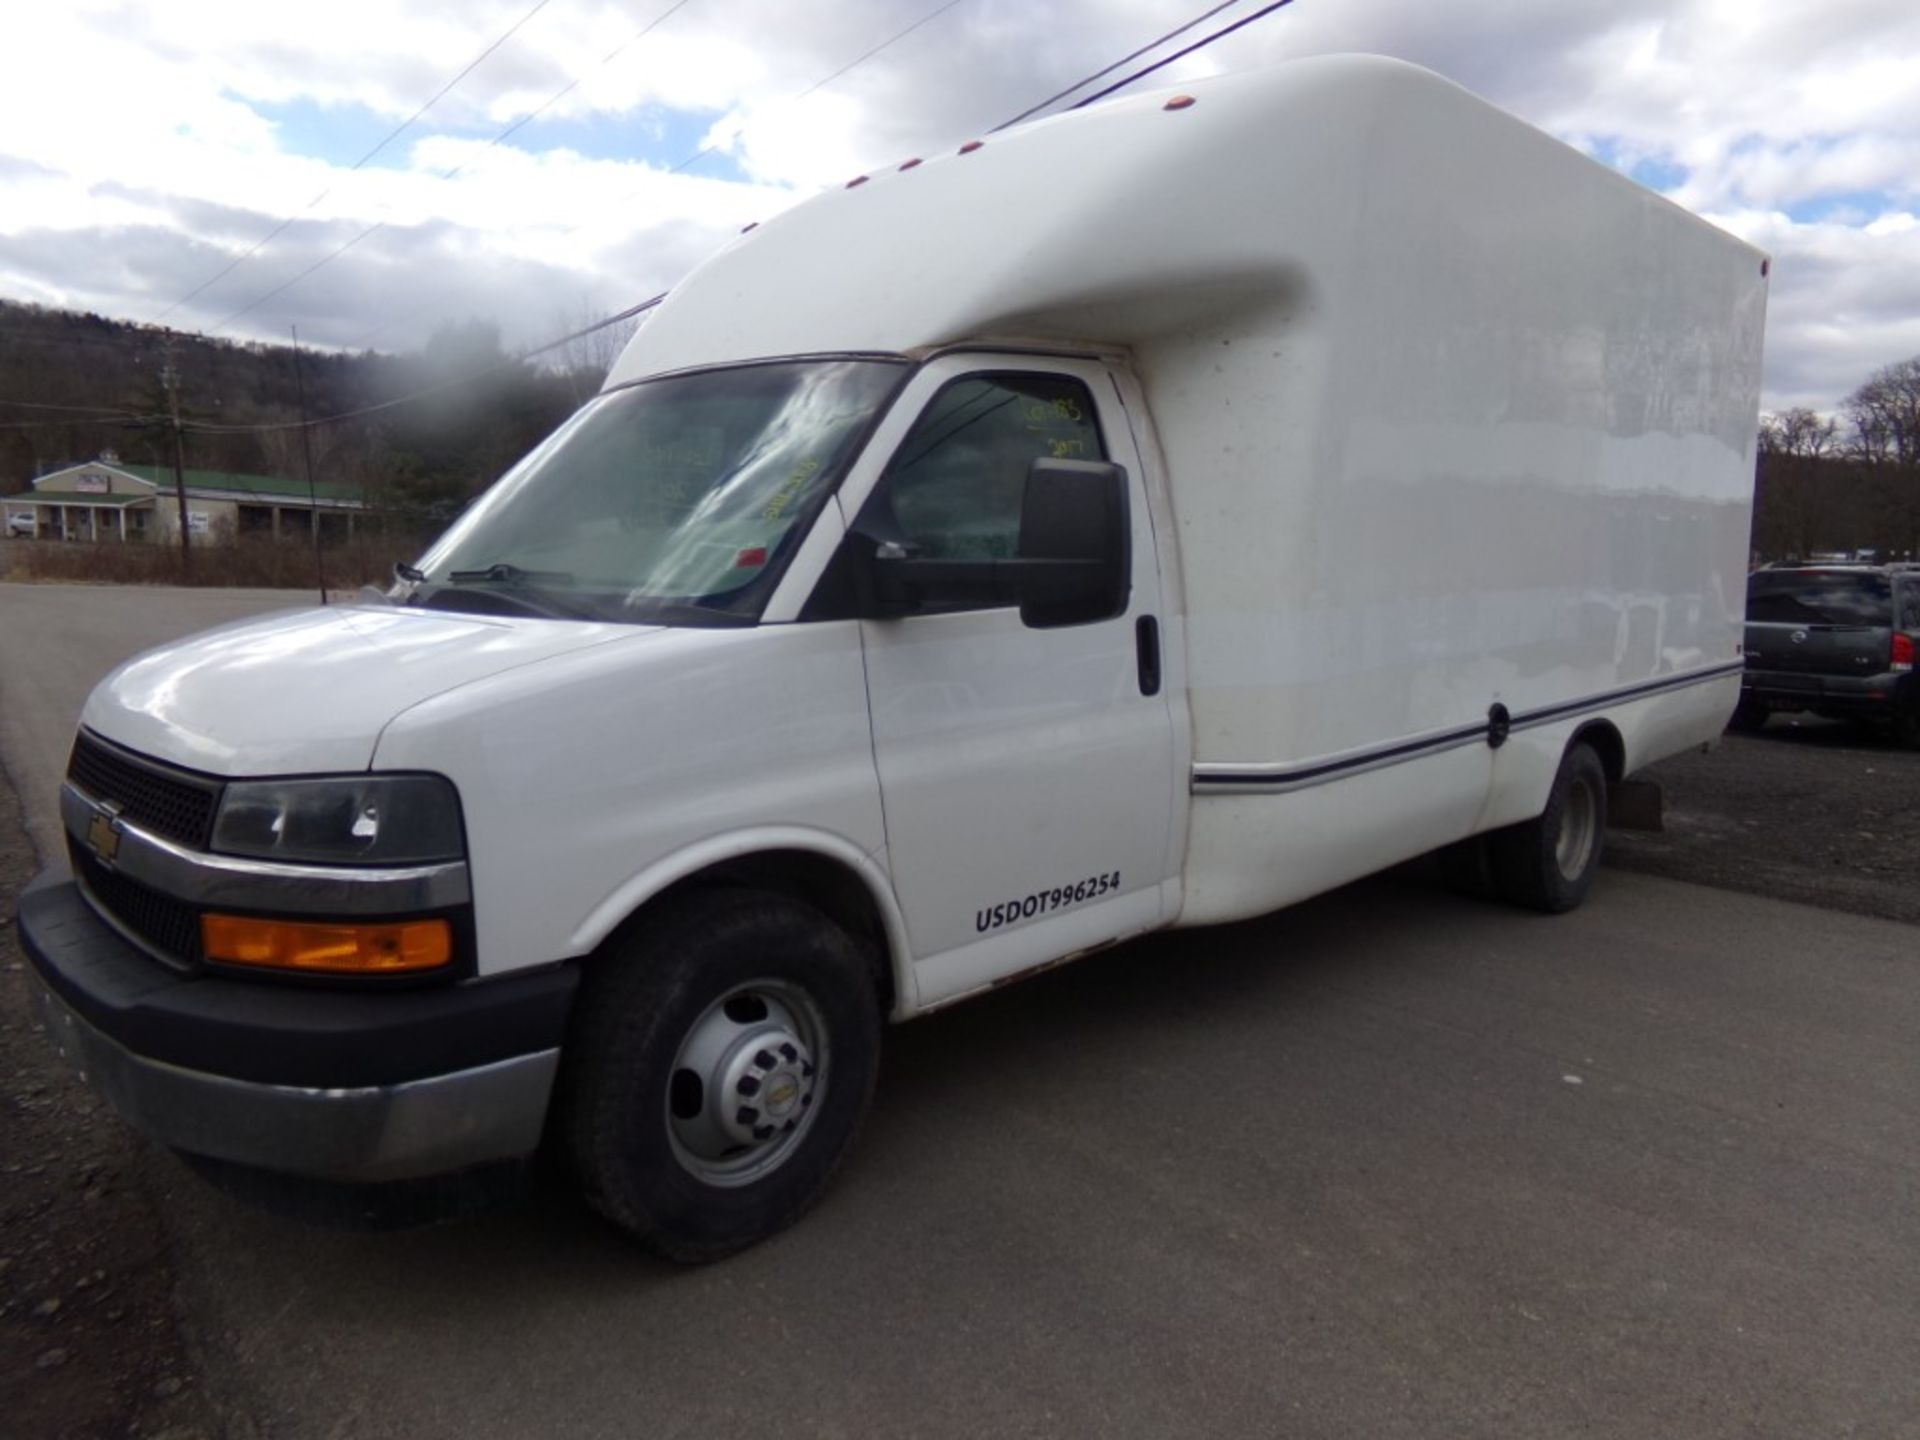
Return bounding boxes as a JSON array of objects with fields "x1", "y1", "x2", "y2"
[
  {"x1": 5, "y1": 510, "x2": 37, "y2": 537},
  {"x1": 1735, "y1": 566, "x2": 1920, "y2": 744}
]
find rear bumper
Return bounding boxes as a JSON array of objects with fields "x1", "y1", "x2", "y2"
[
  {"x1": 18, "y1": 866, "x2": 577, "y2": 1183},
  {"x1": 1741, "y1": 668, "x2": 1914, "y2": 715}
]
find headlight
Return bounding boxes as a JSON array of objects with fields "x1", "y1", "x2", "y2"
[{"x1": 211, "y1": 775, "x2": 464, "y2": 866}]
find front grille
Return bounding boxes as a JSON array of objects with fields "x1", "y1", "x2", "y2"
[
  {"x1": 70, "y1": 840, "x2": 203, "y2": 968},
  {"x1": 67, "y1": 732, "x2": 221, "y2": 849}
]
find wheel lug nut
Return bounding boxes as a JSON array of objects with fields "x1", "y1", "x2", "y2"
[
  {"x1": 736, "y1": 1075, "x2": 761, "y2": 1097},
  {"x1": 735, "y1": 1105, "x2": 758, "y2": 1125},
  {"x1": 753, "y1": 1048, "x2": 776, "y2": 1068},
  {"x1": 752, "y1": 1125, "x2": 774, "y2": 1141}
]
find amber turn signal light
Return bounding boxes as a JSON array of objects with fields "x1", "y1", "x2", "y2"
[{"x1": 201, "y1": 914, "x2": 452, "y2": 974}]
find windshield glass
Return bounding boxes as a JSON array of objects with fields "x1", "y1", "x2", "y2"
[{"x1": 412, "y1": 359, "x2": 905, "y2": 624}]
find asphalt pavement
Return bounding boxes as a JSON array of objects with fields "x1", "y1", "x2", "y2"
[{"x1": 2, "y1": 582, "x2": 1916, "y2": 1439}]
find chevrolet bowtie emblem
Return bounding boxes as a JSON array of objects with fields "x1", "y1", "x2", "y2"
[{"x1": 87, "y1": 809, "x2": 121, "y2": 864}]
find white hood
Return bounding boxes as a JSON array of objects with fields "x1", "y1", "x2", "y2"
[{"x1": 81, "y1": 603, "x2": 653, "y2": 776}]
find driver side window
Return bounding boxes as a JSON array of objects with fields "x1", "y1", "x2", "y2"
[{"x1": 875, "y1": 372, "x2": 1106, "y2": 565}]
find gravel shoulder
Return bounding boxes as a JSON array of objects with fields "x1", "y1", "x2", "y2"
[
  {"x1": 0, "y1": 784, "x2": 230, "y2": 1440},
  {"x1": 1606, "y1": 717, "x2": 1920, "y2": 926}
]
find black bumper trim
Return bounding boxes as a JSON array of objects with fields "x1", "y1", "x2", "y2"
[{"x1": 18, "y1": 866, "x2": 577, "y2": 1090}]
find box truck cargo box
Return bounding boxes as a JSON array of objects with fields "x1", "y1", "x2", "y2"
[{"x1": 21, "y1": 55, "x2": 1767, "y2": 1259}]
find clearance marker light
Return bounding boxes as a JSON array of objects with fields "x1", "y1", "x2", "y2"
[
  {"x1": 1164, "y1": 95, "x2": 1196, "y2": 110},
  {"x1": 899, "y1": 157, "x2": 923, "y2": 171},
  {"x1": 202, "y1": 915, "x2": 452, "y2": 974},
  {"x1": 740, "y1": 222, "x2": 758, "y2": 234},
  {"x1": 735, "y1": 547, "x2": 769, "y2": 568},
  {"x1": 846, "y1": 175, "x2": 869, "y2": 188},
  {"x1": 958, "y1": 140, "x2": 983, "y2": 154}
]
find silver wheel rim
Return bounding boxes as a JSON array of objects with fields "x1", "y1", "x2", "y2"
[
  {"x1": 1555, "y1": 775, "x2": 1600, "y2": 882},
  {"x1": 665, "y1": 979, "x2": 828, "y2": 1188}
]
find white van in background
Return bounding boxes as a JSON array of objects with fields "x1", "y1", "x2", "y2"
[{"x1": 22, "y1": 56, "x2": 1767, "y2": 1260}]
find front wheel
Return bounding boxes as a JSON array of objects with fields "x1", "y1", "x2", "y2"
[
  {"x1": 1490, "y1": 743, "x2": 1608, "y2": 914},
  {"x1": 560, "y1": 888, "x2": 881, "y2": 1262}
]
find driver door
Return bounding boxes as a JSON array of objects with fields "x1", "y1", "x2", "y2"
[{"x1": 838, "y1": 356, "x2": 1179, "y2": 1005}]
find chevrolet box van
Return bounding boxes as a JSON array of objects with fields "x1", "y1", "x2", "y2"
[{"x1": 20, "y1": 56, "x2": 1768, "y2": 1260}]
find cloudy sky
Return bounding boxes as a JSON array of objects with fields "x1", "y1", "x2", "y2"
[{"x1": 3, "y1": 0, "x2": 1917, "y2": 412}]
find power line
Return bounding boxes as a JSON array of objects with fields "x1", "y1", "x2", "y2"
[
  {"x1": 0, "y1": 399, "x2": 148, "y2": 416},
  {"x1": 56, "y1": 0, "x2": 1294, "y2": 442},
  {"x1": 1065, "y1": 0, "x2": 1299, "y2": 112},
  {"x1": 990, "y1": 0, "x2": 1243, "y2": 132},
  {"x1": 179, "y1": 293, "x2": 666, "y2": 436},
  {"x1": 667, "y1": 0, "x2": 970, "y2": 182},
  {"x1": 205, "y1": 0, "x2": 702, "y2": 342},
  {"x1": 150, "y1": 0, "x2": 560, "y2": 327},
  {"x1": 351, "y1": 0, "x2": 970, "y2": 354}
]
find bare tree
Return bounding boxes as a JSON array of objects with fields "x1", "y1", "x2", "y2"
[
  {"x1": 547, "y1": 299, "x2": 643, "y2": 404},
  {"x1": 1845, "y1": 356, "x2": 1920, "y2": 468},
  {"x1": 1758, "y1": 407, "x2": 1838, "y2": 460}
]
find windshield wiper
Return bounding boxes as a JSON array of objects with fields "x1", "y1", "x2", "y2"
[
  {"x1": 420, "y1": 562, "x2": 592, "y2": 620},
  {"x1": 447, "y1": 562, "x2": 575, "y2": 586},
  {"x1": 394, "y1": 560, "x2": 427, "y2": 584}
]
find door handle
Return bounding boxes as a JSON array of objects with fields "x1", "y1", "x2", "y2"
[{"x1": 1135, "y1": 615, "x2": 1161, "y2": 696}]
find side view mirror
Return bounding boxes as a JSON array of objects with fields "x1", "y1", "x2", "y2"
[
  {"x1": 1015, "y1": 458, "x2": 1131, "y2": 629},
  {"x1": 860, "y1": 457, "x2": 1131, "y2": 627}
]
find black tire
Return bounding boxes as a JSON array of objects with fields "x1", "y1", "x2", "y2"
[
  {"x1": 560, "y1": 888, "x2": 881, "y2": 1263},
  {"x1": 1727, "y1": 696, "x2": 1768, "y2": 733},
  {"x1": 1490, "y1": 743, "x2": 1608, "y2": 914}
]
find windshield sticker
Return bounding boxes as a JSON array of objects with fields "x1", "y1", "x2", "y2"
[
  {"x1": 976, "y1": 871, "x2": 1121, "y2": 934},
  {"x1": 761, "y1": 457, "x2": 822, "y2": 522}
]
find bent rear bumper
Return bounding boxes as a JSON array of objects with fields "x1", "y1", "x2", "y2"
[{"x1": 18, "y1": 867, "x2": 576, "y2": 1183}]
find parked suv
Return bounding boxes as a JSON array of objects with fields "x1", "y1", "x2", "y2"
[{"x1": 1736, "y1": 565, "x2": 1920, "y2": 744}]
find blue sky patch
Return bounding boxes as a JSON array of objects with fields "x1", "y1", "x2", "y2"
[
  {"x1": 514, "y1": 104, "x2": 744, "y2": 179},
  {"x1": 253, "y1": 97, "x2": 428, "y2": 169},
  {"x1": 1787, "y1": 190, "x2": 1891, "y2": 224},
  {"x1": 254, "y1": 95, "x2": 748, "y2": 182},
  {"x1": 1583, "y1": 137, "x2": 1687, "y2": 194}
]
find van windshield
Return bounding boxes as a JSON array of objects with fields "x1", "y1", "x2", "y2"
[{"x1": 411, "y1": 359, "x2": 905, "y2": 624}]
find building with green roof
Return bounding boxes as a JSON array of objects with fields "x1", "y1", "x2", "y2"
[{"x1": 3, "y1": 453, "x2": 364, "y2": 545}]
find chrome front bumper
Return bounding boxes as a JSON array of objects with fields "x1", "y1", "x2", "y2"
[{"x1": 30, "y1": 973, "x2": 558, "y2": 1183}]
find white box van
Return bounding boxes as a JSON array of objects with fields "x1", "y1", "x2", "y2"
[{"x1": 21, "y1": 56, "x2": 1767, "y2": 1259}]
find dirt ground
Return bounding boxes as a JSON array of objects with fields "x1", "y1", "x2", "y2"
[
  {"x1": 1606, "y1": 715, "x2": 1920, "y2": 927},
  {"x1": 0, "y1": 788, "x2": 229, "y2": 1440}
]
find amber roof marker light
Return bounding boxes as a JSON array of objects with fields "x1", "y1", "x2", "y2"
[{"x1": 1164, "y1": 95, "x2": 1197, "y2": 111}]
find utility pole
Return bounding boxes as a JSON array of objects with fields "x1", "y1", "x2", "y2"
[
  {"x1": 290, "y1": 325, "x2": 328, "y2": 605},
  {"x1": 160, "y1": 330, "x2": 191, "y2": 574}
]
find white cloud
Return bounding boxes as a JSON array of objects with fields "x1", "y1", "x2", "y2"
[{"x1": 1, "y1": 0, "x2": 1918, "y2": 414}]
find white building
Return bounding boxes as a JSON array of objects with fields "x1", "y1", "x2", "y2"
[{"x1": 3, "y1": 454, "x2": 363, "y2": 544}]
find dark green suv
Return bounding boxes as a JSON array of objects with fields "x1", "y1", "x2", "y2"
[{"x1": 1735, "y1": 566, "x2": 1920, "y2": 744}]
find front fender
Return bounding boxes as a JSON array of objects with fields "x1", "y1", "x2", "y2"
[{"x1": 569, "y1": 827, "x2": 920, "y2": 1020}]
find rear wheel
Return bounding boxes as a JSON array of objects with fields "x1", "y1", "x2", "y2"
[
  {"x1": 1490, "y1": 743, "x2": 1608, "y2": 914},
  {"x1": 561, "y1": 888, "x2": 881, "y2": 1262}
]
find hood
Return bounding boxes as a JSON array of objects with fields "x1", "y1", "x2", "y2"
[{"x1": 81, "y1": 603, "x2": 652, "y2": 775}]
